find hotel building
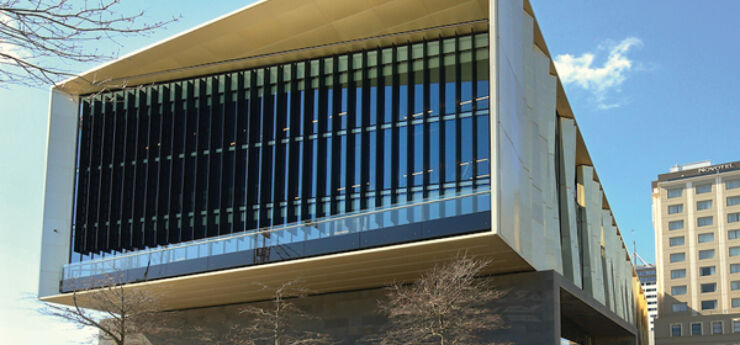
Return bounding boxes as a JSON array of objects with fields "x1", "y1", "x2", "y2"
[{"x1": 652, "y1": 160, "x2": 740, "y2": 344}]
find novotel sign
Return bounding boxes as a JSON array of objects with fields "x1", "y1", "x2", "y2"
[{"x1": 698, "y1": 163, "x2": 735, "y2": 173}]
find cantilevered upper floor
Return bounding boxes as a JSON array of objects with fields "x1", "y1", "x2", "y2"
[{"x1": 39, "y1": 0, "x2": 646, "y2": 331}]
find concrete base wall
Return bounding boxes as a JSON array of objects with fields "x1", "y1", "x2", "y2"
[
  {"x1": 126, "y1": 271, "x2": 636, "y2": 345},
  {"x1": 134, "y1": 271, "x2": 560, "y2": 345}
]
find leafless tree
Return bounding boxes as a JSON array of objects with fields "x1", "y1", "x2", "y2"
[
  {"x1": 0, "y1": 0, "x2": 178, "y2": 86},
  {"x1": 41, "y1": 274, "x2": 177, "y2": 345},
  {"x1": 234, "y1": 280, "x2": 334, "y2": 345},
  {"x1": 375, "y1": 255, "x2": 506, "y2": 345}
]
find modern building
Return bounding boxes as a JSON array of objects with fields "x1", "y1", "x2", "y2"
[
  {"x1": 636, "y1": 264, "x2": 658, "y2": 345},
  {"x1": 652, "y1": 160, "x2": 740, "y2": 344},
  {"x1": 38, "y1": 1, "x2": 649, "y2": 344}
]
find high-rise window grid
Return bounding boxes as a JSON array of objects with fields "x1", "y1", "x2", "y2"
[{"x1": 69, "y1": 32, "x2": 492, "y2": 261}]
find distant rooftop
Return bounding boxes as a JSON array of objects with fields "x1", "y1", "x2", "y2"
[
  {"x1": 669, "y1": 160, "x2": 711, "y2": 172},
  {"x1": 653, "y1": 159, "x2": 740, "y2": 187}
]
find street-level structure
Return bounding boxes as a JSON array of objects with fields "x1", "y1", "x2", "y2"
[
  {"x1": 652, "y1": 160, "x2": 740, "y2": 344},
  {"x1": 38, "y1": 1, "x2": 649, "y2": 344}
]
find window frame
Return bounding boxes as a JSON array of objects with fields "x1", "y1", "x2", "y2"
[
  {"x1": 671, "y1": 269, "x2": 687, "y2": 279},
  {"x1": 699, "y1": 249, "x2": 715, "y2": 260},
  {"x1": 698, "y1": 232, "x2": 715, "y2": 243},
  {"x1": 697, "y1": 216, "x2": 713, "y2": 227},
  {"x1": 671, "y1": 285, "x2": 687, "y2": 295},
  {"x1": 669, "y1": 236, "x2": 685, "y2": 247},
  {"x1": 669, "y1": 252, "x2": 686, "y2": 263},
  {"x1": 699, "y1": 266, "x2": 716, "y2": 276},
  {"x1": 667, "y1": 187, "x2": 683, "y2": 199},
  {"x1": 696, "y1": 199, "x2": 712, "y2": 210},
  {"x1": 670, "y1": 323, "x2": 682, "y2": 337},
  {"x1": 695, "y1": 183, "x2": 712, "y2": 194},
  {"x1": 690, "y1": 322, "x2": 702, "y2": 336},
  {"x1": 701, "y1": 299, "x2": 717, "y2": 310},
  {"x1": 668, "y1": 204, "x2": 684, "y2": 214},
  {"x1": 700, "y1": 282, "x2": 717, "y2": 293},
  {"x1": 711, "y1": 320, "x2": 723, "y2": 335}
]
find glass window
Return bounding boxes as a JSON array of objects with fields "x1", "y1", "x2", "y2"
[
  {"x1": 670, "y1": 253, "x2": 685, "y2": 263},
  {"x1": 669, "y1": 220, "x2": 684, "y2": 230},
  {"x1": 728, "y1": 196, "x2": 740, "y2": 207},
  {"x1": 671, "y1": 269, "x2": 686, "y2": 279},
  {"x1": 691, "y1": 322, "x2": 702, "y2": 336},
  {"x1": 733, "y1": 298, "x2": 740, "y2": 308},
  {"x1": 698, "y1": 216, "x2": 713, "y2": 227},
  {"x1": 734, "y1": 319, "x2": 740, "y2": 333},
  {"x1": 671, "y1": 324, "x2": 682, "y2": 336},
  {"x1": 730, "y1": 246, "x2": 740, "y2": 257},
  {"x1": 732, "y1": 281, "x2": 740, "y2": 290},
  {"x1": 671, "y1": 285, "x2": 687, "y2": 295},
  {"x1": 668, "y1": 204, "x2": 683, "y2": 214},
  {"x1": 669, "y1": 236, "x2": 684, "y2": 247},
  {"x1": 697, "y1": 200, "x2": 713, "y2": 210},
  {"x1": 730, "y1": 229, "x2": 740, "y2": 240},
  {"x1": 667, "y1": 188, "x2": 683, "y2": 198},
  {"x1": 672, "y1": 303, "x2": 688, "y2": 312},
  {"x1": 729, "y1": 212, "x2": 740, "y2": 224},
  {"x1": 699, "y1": 249, "x2": 715, "y2": 259},
  {"x1": 696, "y1": 183, "x2": 712, "y2": 194},
  {"x1": 701, "y1": 300, "x2": 717, "y2": 310},
  {"x1": 712, "y1": 321, "x2": 723, "y2": 335},
  {"x1": 731, "y1": 264, "x2": 740, "y2": 274},
  {"x1": 701, "y1": 283, "x2": 716, "y2": 293},
  {"x1": 698, "y1": 233, "x2": 714, "y2": 243},
  {"x1": 700, "y1": 266, "x2": 716, "y2": 276},
  {"x1": 727, "y1": 179, "x2": 740, "y2": 190}
]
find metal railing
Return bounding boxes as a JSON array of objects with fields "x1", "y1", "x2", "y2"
[{"x1": 63, "y1": 188, "x2": 491, "y2": 280}]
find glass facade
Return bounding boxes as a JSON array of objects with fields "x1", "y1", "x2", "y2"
[{"x1": 69, "y1": 32, "x2": 491, "y2": 262}]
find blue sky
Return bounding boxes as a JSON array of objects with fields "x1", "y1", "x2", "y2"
[{"x1": 1, "y1": 1, "x2": 739, "y2": 343}]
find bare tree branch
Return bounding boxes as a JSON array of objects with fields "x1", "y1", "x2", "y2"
[
  {"x1": 0, "y1": 0, "x2": 179, "y2": 87},
  {"x1": 373, "y1": 254, "x2": 507, "y2": 345},
  {"x1": 40, "y1": 273, "x2": 179, "y2": 345},
  {"x1": 235, "y1": 280, "x2": 335, "y2": 345}
]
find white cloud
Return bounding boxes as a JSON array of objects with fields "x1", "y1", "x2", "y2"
[
  {"x1": 0, "y1": 13, "x2": 29, "y2": 62},
  {"x1": 554, "y1": 37, "x2": 642, "y2": 109}
]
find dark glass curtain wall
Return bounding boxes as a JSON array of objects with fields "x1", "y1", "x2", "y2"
[{"x1": 71, "y1": 31, "x2": 491, "y2": 262}]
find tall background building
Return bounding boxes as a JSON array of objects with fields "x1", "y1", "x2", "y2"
[
  {"x1": 636, "y1": 263, "x2": 658, "y2": 345},
  {"x1": 652, "y1": 160, "x2": 740, "y2": 344},
  {"x1": 37, "y1": 0, "x2": 649, "y2": 344}
]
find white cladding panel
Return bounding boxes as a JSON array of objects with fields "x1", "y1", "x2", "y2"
[{"x1": 38, "y1": 89, "x2": 79, "y2": 298}]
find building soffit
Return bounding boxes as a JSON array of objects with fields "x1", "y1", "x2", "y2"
[{"x1": 55, "y1": 0, "x2": 489, "y2": 95}]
